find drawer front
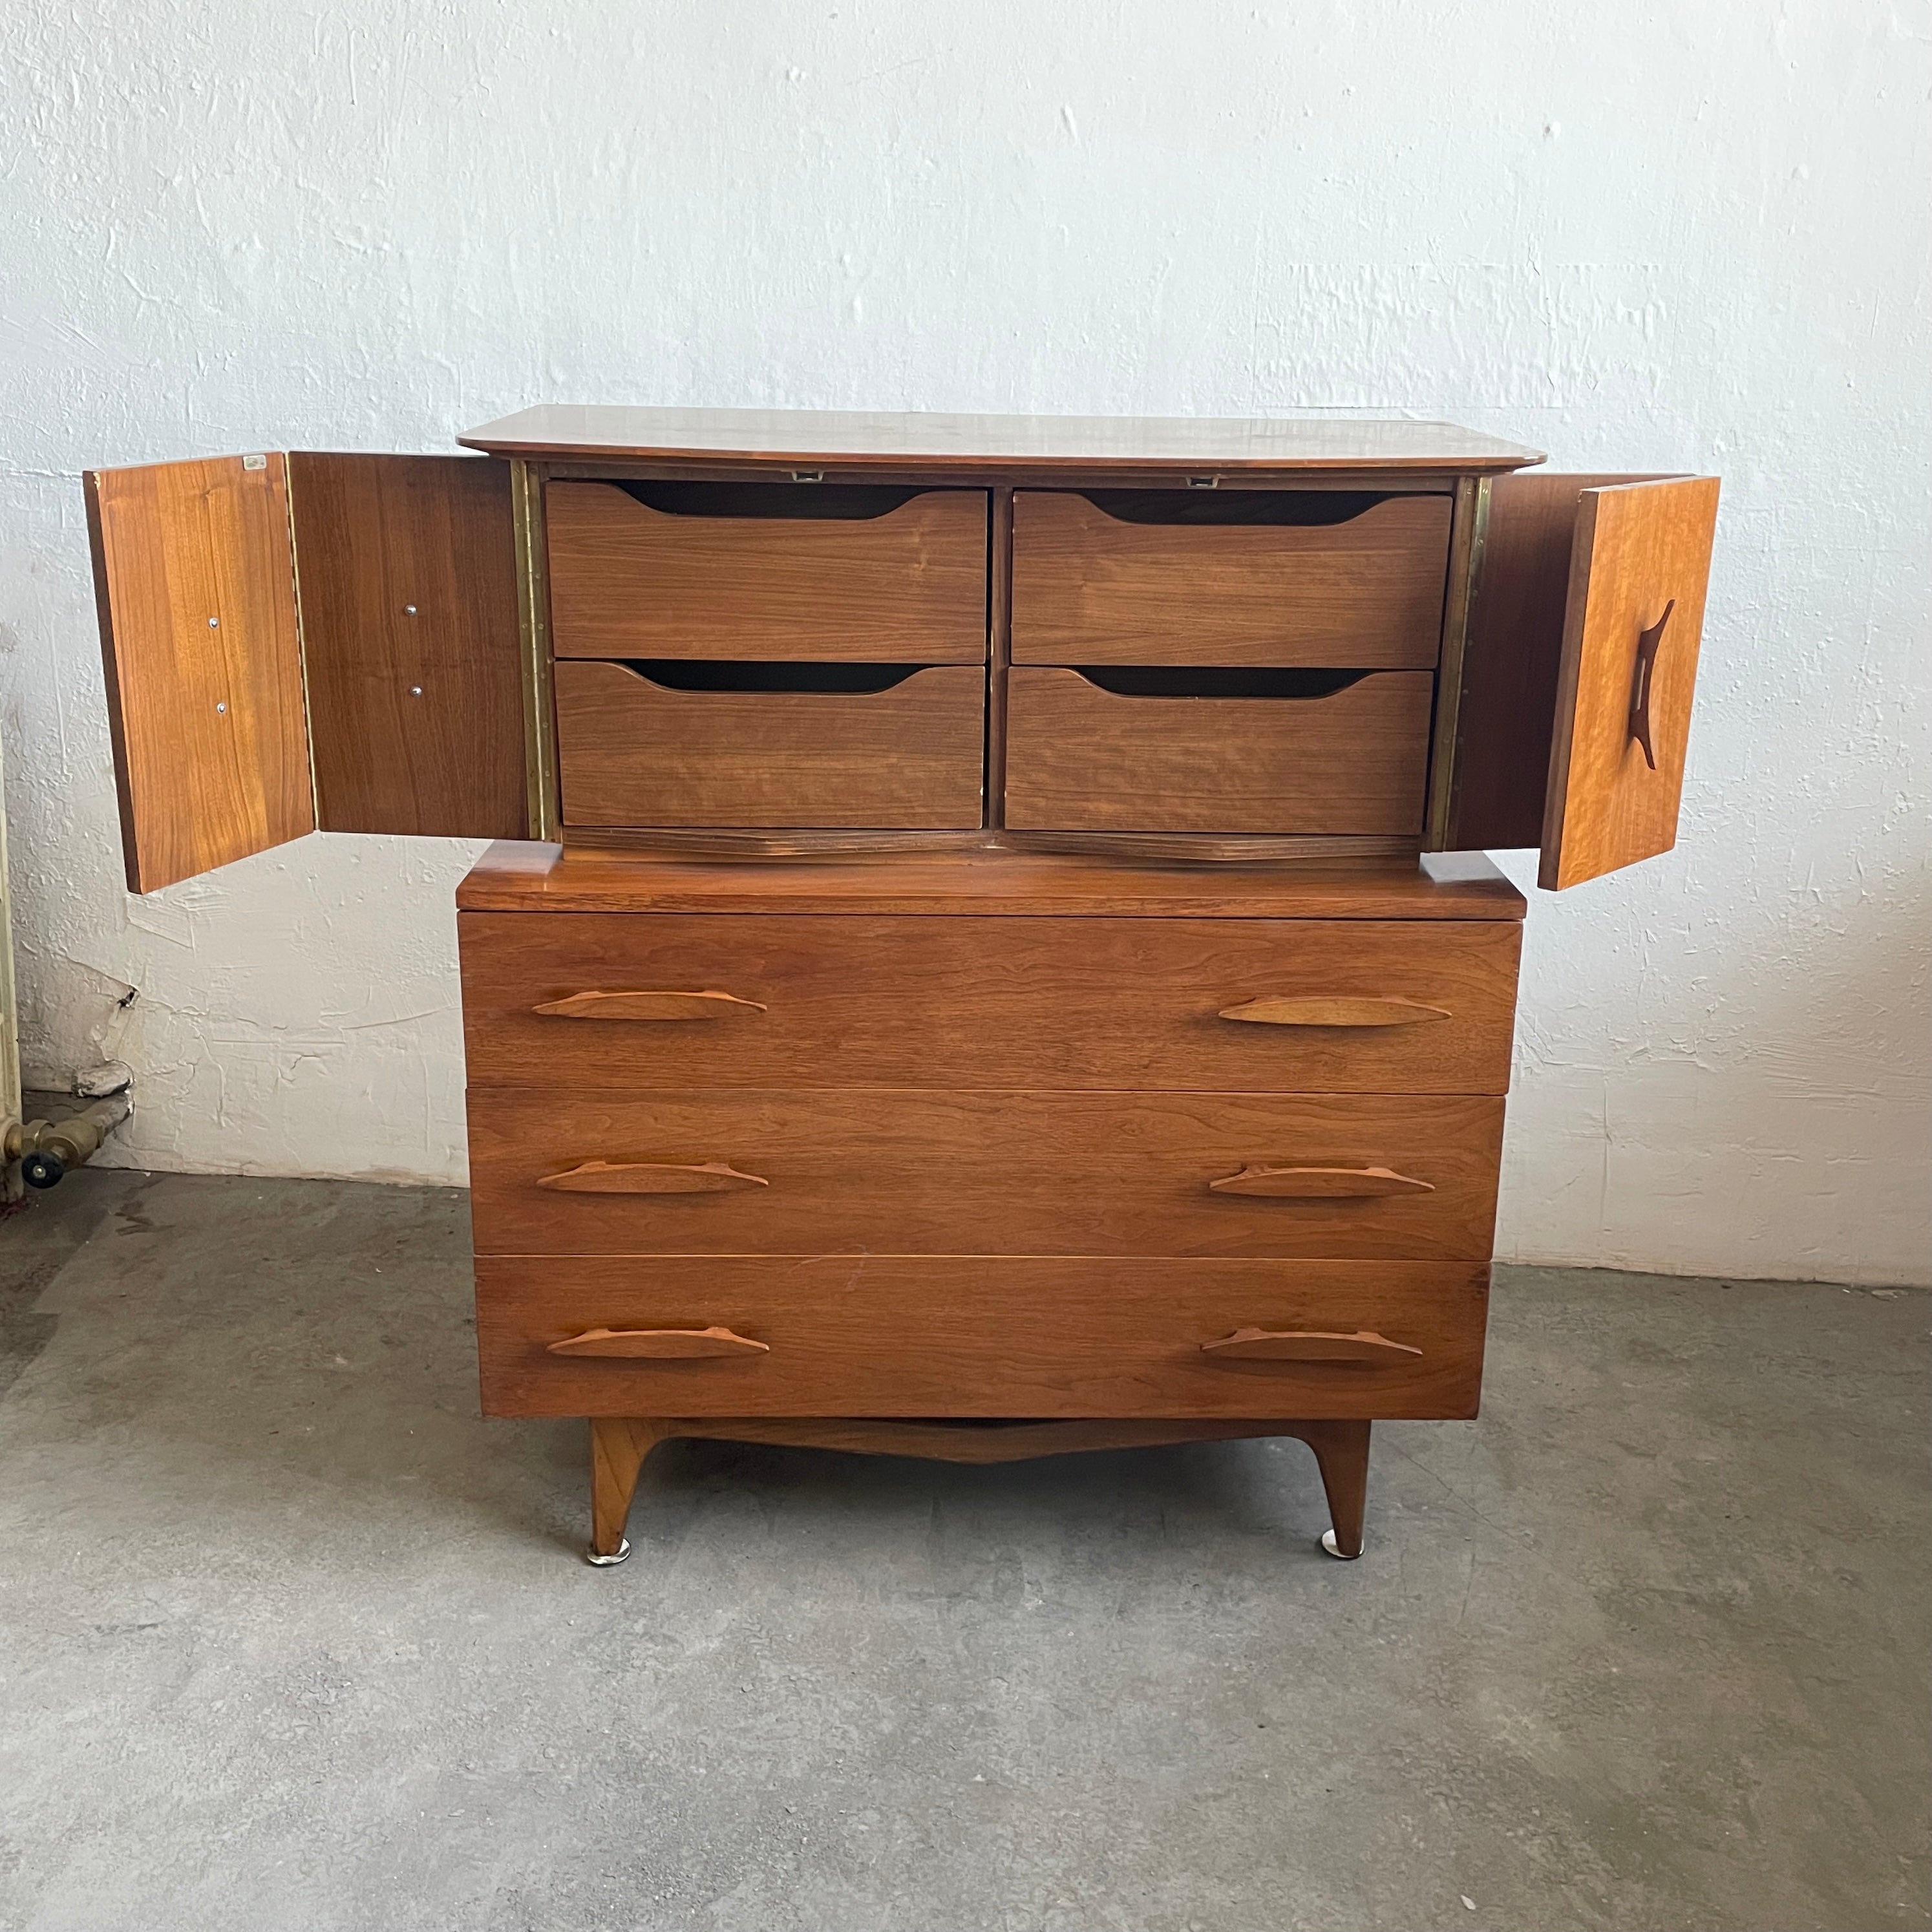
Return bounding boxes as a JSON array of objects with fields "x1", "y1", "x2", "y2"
[
  {"x1": 1003, "y1": 666, "x2": 1432, "y2": 834},
  {"x1": 469, "y1": 1090, "x2": 1503, "y2": 1262},
  {"x1": 556, "y1": 661, "x2": 985, "y2": 829},
  {"x1": 476, "y1": 1255, "x2": 1489, "y2": 1419},
  {"x1": 1010, "y1": 490, "x2": 1452, "y2": 668},
  {"x1": 460, "y1": 913, "x2": 1521, "y2": 1094},
  {"x1": 546, "y1": 481, "x2": 990, "y2": 663}
]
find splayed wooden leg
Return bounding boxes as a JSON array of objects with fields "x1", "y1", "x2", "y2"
[
  {"x1": 1301, "y1": 1418, "x2": 1372, "y2": 1559},
  {"x1": 587, "y1": 1417, "x2": 665, "y2": 1566}
]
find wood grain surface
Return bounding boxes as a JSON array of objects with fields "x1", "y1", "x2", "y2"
[
  {"x1": 546, "y1": 481, "x2": 989, "y2": 661},
  {"x1": 460, "y1": 405, "x2": 1543, "y2": 476},
  {"x1": 85, "y1": 454, "x2": 314, "y2": 892},
  {"x1": 1542, "y1": 477, "x2": 1721, "y2": 889},
  {"x1": 288, "y1": 453, "x2": 526, "y2": 838},
  {"x1": 1440, "y1": 472, "x2": 1651, "y2": 850},
  {"x1": 459, "y1": 910, "x2": 1522, "y2": 1093},
  {"x1": 555, "y1": 661, "x2": 985, "y2": 828},
  {"x1": 1010, "y1": 491, "x2": 1451, "y2": 666},
  {"x1": 455, "y1": 841, "x2": 1526, "y2": 919},
  {"x1": 465, "y1": 1088, "x2": 1504, "y2": 1260},
  {"x1": 474, "y1": 1254, "x2": 1491, "y2": 1419},
  {"x1": 1003, "y1": 667, "x2": 1433, "y2": 834}
]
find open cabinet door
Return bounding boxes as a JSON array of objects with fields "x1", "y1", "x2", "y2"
[
  {"x1": 87, "y1": 452, "x2": 530, "y2": 893},
  {"x1": 86, "y1": 454, "x2": 314, "y2": 893},
  {"x1": 1432, "y1": 472, "x2": 1719, "y2": 890},
  {"x1": 288, "y1": 454, "x2": 526, "y2": 840}
]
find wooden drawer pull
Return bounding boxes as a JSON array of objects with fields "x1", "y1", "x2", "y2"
[
  {"x1": 548, "y1": 1325, "x2": 769, "y2": 1359},
  {"x1": 1218, "y1": 995, "x2": 1450, "y2": 1028},
  {"x1": 1202, "y1": 1328, "x2": 1423, "y2": 1364},
  {"x1": 534, "y1": 990, "x2": 767, "y2": 1021},
  {"x1": 1209, "y1": 1163, "x2": 1433, "y2": 1198},
  {"x1": 538, "y1": 1160, "x2": 770, "y2": 1194}
]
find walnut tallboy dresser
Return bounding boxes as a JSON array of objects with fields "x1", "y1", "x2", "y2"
[{"x1": 82, "y1": 409, "x2": 1720, "y2": 1564}]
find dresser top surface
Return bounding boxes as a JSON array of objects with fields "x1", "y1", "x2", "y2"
[
  {"x1": 457, "y1": 844, "x2": 1527, "y2": 920},
  {"x1": 458, "y1": 406, "x2": 1545, "y2": 476}
]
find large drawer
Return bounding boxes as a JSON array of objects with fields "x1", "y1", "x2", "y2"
[
  {"x1": 1010, "y1": 490, "x2": 1452, "y2": 668},
  {"x1": 546, "y1": 481, "x2": 990, "y2": 662},
  {"x1": 1003, "y1": 666, "x2": 1433, "y2": 834},
  {"x1": 555, "y1": 661, "x2": 985, "y2": 829},
  {"x1": 469, "y1": 1090, "x2": 1503, "y2": 1260},
  {"x1": 459, "y1": 913, "x2": 1521, "y2": 1094},
  {"x1": 476, "y1": 1255, "x2": 1489, "y2": 1419}
]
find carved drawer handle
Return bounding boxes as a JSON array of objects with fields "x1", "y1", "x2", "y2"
[
  {"x1": 533, "y1": 990, "x2": 767, "y2": 1021},
  {"x1": 548, "y1": 1325, "x2": 770, "y2": 1359},
  {"x1": 1209, "y1": 1164, "x2": 1434, "y2": 1198},
  {"x1": 538, "y1": 1160, "x2": 770, "y2": 1194},
  {"x1": 1218, "y1": 995, "x2": 1450, "y2": 1028},
  {"x1": 1202, "y1": 1328, "x2": 1423, "y2": 1364}
]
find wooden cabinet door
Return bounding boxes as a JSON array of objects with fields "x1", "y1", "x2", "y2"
[
  {"x1": 287, "y1": 454, "x2": 525, "y2": 840},
  {"x1": 86, "y1": 451, "x2": 528, "y2": 893},
  {"x1": 1433, "y1": 473, "x2": 1720, "y2": 889},
  {"x1": 86, "y1": 454, "x2": 314, "y2": 893}
]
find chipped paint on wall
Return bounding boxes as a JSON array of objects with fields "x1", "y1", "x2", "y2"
[{"x1": 1, "y1": 0, "x2": 1926, "y2": 1277}]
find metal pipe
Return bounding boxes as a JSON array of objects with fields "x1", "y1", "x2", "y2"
[{"x1": 5, "y1": 1096, "x2": 133, "y2": 1190}]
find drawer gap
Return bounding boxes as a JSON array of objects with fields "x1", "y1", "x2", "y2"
[
  {"x1": 616, "y1": 659, "x2": 930, "y2": 695},
  {"x1": 611, "y1": 480, "x2": 929, "y2": 521},
  {"x1": 1079, "y1": 489, "x2": 1445, "y2": 527},
  {"x1": 1074, "y1": 666, "x2": 1374, "y2": 701}
]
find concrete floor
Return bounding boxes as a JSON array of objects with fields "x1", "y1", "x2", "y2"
[{"x1": 0, "y1": 1173, "x2": 1924, "y2": 1932}]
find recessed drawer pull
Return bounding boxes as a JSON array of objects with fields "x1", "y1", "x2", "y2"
[
  {"x1": 538, "y1": 1160, "x2": 770, "y2": 1194},
  {"x1": 533, "y1": 990, "x2": 767, "y2": 1021},
  {"x1": 1209, "y1": 1164, "x2": 1433, "y2": 1198},
  {"x1": 547, "y1": 1325, "x2": 770, "y2": 1359},
  {"x1": 1218, "y1": 995, "x2": 1450, "y2": 1028},
  {"x1": 1201, "y1": 1328, "x2": 1423, "y2": 1364}
]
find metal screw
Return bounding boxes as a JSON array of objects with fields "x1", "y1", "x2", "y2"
[
  {"x1": 403, "y1": 604, "x2": 418, "y2": 616},
  {"x1": 207, "y1": 616, "x2": 219, "y2": 628},
  {"x1": 215, "y1": 701, "x2": 228, "y2": 714},
  {"x1": 409, "y1": 685, "x2": 423, "y2": 698}
]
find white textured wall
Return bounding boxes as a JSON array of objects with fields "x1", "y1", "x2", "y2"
[{"x1": 3, "y1": 1, "x2": 1926, "y2": 1281}]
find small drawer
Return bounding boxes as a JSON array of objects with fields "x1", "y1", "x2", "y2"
[
  {"x1": 467, "y1": 1089, "x2": 1505, "y2": 1261},
  {"x1": 1003, "y1": 666, "x2": 1432, "y2": 834},
  {"x1": 546, "y1": 480, "x2": 990, "y2": 662},
  {"x1": 1010, "y1": 490, "x2": 1451, "y2": 668},
  {"x1": 556, "y1": 660, "x2": 985, "y2": 829},
  {"x1": 459, "y1": 913, "x2": 1521, "y2": 1094},
  {"x1": 476, "y1": 1255, "x2": 1490, "y2": 1419}
]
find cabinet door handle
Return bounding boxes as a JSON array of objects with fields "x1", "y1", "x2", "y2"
[
  {"x1": 1201, "y1": 1328, "x2": 1423, "y2": 1364},
  {"x1": 1209, "y1": 1163, "x2": 1434, "y2": 1197},
  {"x1": 538, "y1": 1160, "x2": 770, "y2": 1194},
  {"x1": 533, "y1": 990, "x2": 767, "y2": 1021},
  {"x1": 1218, "y1": 995, "x2": 1451, "y2": 1028},
  {"x1": 1628, "y1": 598, "x2": 1673, "y2": 770},
  {"x1": 547, "y1": 1325, "x2": 770, "y2": 1359}
]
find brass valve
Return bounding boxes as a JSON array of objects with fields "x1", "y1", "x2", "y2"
[{"x1": 5, "y1": 1095, "x2": 132, "y2": 1190}]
